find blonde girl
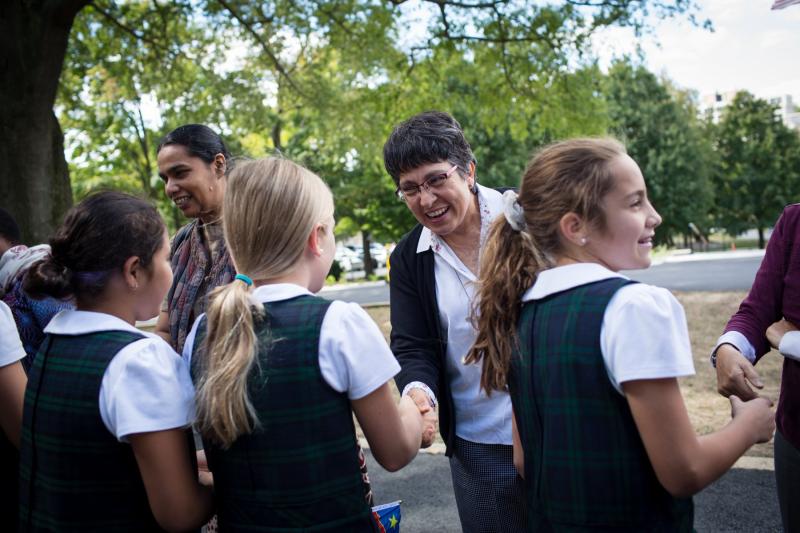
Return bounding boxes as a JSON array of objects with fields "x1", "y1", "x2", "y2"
[
  {"x1": 19, "y1": 191, "x2": 213, "y2": 532},
  {"x1": 466, "y1": 138, "x2": 775, "y2": 531},
  {"x1": 184, "y1": 157, "x2": 430, "y2": 531}
]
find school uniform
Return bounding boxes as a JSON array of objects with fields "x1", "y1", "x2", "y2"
[
  {"x1": 511, "y1": 263, "x2": 695, "y2": 531},
  {"x1": 184, "y1": 283, "x2": 400, "y2": 532},
  {"x1": 19, "y1": 310, "x2": 195, "y2": 532},
  {"x1": 1, "y1": 301, "x2": 26, "y2": 532}
]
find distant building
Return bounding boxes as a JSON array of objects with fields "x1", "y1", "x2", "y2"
[
  {"x1": 769, "y1": 94, "x2": 800, "y2": 130},
  {"x1": 700, "y1": 91, "x2": 800, "y2": 131}
]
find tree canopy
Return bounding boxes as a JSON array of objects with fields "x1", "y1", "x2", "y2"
[{"x1": 3, "y1": 0, "x2": 707, "y2": 243}]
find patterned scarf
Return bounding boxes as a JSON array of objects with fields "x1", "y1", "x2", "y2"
[{"x1": 167, "y1": 220, "x2": 236, "y2": 354}]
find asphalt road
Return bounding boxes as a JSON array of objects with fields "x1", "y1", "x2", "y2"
[
  {"x1": 622, "y1": 254, "x2": 763, "y2": 292},
  {"x1": 320, "y1": 252, "x2": 766, "y2": 306},
  {"x1": 366, "y1": 451, "x2": 782, "y2": 533}
]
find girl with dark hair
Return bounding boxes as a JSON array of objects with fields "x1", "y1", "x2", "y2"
[
  {"x1": 154, "y1": 124, "x2": 236, "y2": 354},
  {"x1": 468, "y1": 138, "x2": 774, "y2": 531},
  {"x1": 19, "y1": 191, "x2": 213, "y2": 532}
]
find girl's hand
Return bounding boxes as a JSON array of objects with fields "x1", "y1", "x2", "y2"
[
  {"x1": 405, "y1": 389, "x2": 438, "y2": 448},
  {"x1": 196, "y1": 450, "x2": 214, "y2": 487},
  {"x1": 729, "y1": 395, "x2": 775, "y2": 444},
  {"x1": 766, "y1": 319, "x2": 798, "y2": 350}
]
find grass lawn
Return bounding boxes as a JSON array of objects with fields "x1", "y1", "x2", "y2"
[{"x1": 364, "y1": 291, "x2": 783, "y2": 458}]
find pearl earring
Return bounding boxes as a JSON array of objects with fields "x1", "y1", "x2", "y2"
[{"x1": 580, "y1": 237, "x2": 587, "y2": 245}]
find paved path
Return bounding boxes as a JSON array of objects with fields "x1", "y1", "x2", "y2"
[
  {"x1": 320, "y1": 250, "x2": 767, "y2": 306},
  {"x1": 366, "y1": 452, "x2": 782, "y2": 532}
]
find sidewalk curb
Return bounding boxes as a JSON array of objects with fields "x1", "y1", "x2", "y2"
[
  {"x1": 321, "y1": 280, "x2": 387, "y2": 292},
  {"x1": 650, "y1": 249, "x2": 765, "y2": 266}
]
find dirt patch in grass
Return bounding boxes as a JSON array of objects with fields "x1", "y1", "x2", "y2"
[{"x1": 364, "y1": 292, "x2": 783, "y2": 458}]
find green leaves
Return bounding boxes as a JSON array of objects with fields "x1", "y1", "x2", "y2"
[
  {"x1": 58, "y1": 0, "x2": 706, "y2": 240},
  {"x1": 712, "y1": 92, "x2": 800, "y2": 245}
]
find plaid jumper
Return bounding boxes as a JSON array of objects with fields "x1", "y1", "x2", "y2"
[
  {"x1": 509, "y1": 278, "x2": 694, "y2": 531},
  {"x1": 192, "y1": 295, "x2": 376, "y2": 532},
  {"x1": 19, "y1": 331, "x2": 169, "y2": 532}
]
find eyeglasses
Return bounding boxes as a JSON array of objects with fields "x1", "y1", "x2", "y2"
[{"x1": 396, "y1": 165, "x2": 459, "y2": 202}]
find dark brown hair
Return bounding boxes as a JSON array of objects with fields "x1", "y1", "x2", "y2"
[{"x1": 24, "y1": 191, "x2": 165, "y2": 301}]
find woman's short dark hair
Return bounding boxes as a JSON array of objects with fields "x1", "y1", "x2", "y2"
[
  {"x1": 383, "y1": 111, "x2": 476, "y2": 185},
  {"x1": 24, "y1": 191, "x2": 165, "y2": 301},
  {"x1": 157, "y1": 124, "x2": 231, "y2": 168}
]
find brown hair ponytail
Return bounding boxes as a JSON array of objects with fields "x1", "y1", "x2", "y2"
[{"x1": 467, "y1": 138, "x2": 626, "y2": 393}]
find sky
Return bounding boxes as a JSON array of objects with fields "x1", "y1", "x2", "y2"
[{"x1": 593, "y1": 0, "x2": 800, "y2": 102}]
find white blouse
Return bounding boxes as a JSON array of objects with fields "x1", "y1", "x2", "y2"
[
  {"x1": 184, "y1": 283, "x2": 400, "y2": 401},
  {"x1": 523, "y1": 263, "x2": 696, "y2": 394},
  {"x1": 0, "y1": 301, "x2": 25, "y2": 367},
  {"x1": 44, "y1": 310, "x2": 194, "y2": 441}
]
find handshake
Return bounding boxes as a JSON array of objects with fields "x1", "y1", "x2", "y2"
[{"x1": 401, "y1": 388, "x2": 439, "y2": 449}]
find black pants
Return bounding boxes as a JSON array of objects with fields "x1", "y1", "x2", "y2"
[{"x1": 775, "y1": 430, "x2": 800, "y2": 532}]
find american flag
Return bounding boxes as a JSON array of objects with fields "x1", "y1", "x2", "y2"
[{"x1": 772, "y1": 0, "x2": 800, "y2": 9}]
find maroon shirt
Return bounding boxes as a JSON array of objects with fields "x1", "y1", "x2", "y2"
[{"x1": 725, "y1": 203, "x2": 800, "y2": 449}]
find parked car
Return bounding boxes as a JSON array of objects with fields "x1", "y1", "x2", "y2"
[
  {"x1": 335, "y1": 246, "x2": 364, "y2": 272},
  {"x1": 369, "y1": 243, "x2": 387, "y2": 268}
]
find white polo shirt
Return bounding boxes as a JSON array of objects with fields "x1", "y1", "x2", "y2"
[
  {"x1": 44, "y1": 310, "x2": 195, "y2": 441},
  {"x1": 0, "y1": 301, "x2": 25, "y2": 367},
  {"x1": 523, "y1": 263, "x2": 696, "y2": 393},
  {"x1": 184, "y1": 283, "x2": 400, "y2": 401}
]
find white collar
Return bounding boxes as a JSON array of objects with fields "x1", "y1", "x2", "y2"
[
  {"x1": 251, "y1": 283, "x2": 314, "y2": 303},
  {"x1": 44, "y1": 309, "x2": 147, "y2": 336},
  {"x1": 521, "y1": 263, "x2": 628, "y2": 302},
  {"x1": 416, "y1": 183, "x2": 503, "y2": 254}
]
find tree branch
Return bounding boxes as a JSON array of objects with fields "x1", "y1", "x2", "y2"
[
  {"x1": 216, "y1": 0, "x2": 308, "y2": 98},
  {"x1": 87, "y1": 1, "x2": 163, "y2": 49}
]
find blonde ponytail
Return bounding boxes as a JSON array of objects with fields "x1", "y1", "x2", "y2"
[
  {"x1": 195, "y1": 281, "x2": 262, "y2": 448},
  {"x1": 193, "y1": 156, "x2": 333, "y2": 448}
]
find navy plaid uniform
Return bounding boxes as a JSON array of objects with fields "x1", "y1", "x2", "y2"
[
  {"x1": 18, "y1": 330, "x2": 182, "y2": 532},
  {"x1": 192, "y1": 295, "x2": 376, "y2": 532},
  {"x1": 509, "y1": 278, "x2": 694, "y2": 532}
]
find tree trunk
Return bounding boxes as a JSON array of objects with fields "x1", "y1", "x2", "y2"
[
  {"x1": 0, "y1": 1, "x2": 88, "y2": 244},
  {"x1": 758, "y1": 227, "x2": 766, "y2": 249},
  {"x1": 361, "y1": 232, "x2": 373, "y2": 278}
]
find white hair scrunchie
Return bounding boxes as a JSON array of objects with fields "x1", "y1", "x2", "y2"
[{"x1": 502, "y1": 189, "x2": 526, "y2": 232}]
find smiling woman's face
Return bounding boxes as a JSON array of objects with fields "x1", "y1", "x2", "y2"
[
  {"x1": 398, "y1": 161, "x2": 477, "y2": 238},
  {"x1": 157, "y1": 144, "x2": 225, "y2": 223}
]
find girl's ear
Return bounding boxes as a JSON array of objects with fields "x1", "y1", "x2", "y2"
[
  {"x1": 122, "y1": 255, "x2": 142, "y2": 291},
  {"x1": 307, "y1": 223, "x2": 325, "y2": 258},
  {"x1": 558, "y1": 212, "x2": 589, "y2": 247}
]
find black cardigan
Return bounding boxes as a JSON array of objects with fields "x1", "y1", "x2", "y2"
[
  {"x1": 389, "y1": 224, "x2": 456, "y2": 455},
  {"x1": 389, "y1": 188, "x2": 515, "y2": 456}
]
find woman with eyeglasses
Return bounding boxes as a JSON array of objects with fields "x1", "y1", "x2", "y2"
[{"x1": 383, "y1": 111, "x2": 526, "y2": 532}]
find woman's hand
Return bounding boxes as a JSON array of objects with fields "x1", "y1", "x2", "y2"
[
  {"x1": 766, "y1": 319, "x2": 798, "y2": 350},
  {"x1": 715, "y1": 344, "x2": 763, "y2": 401}
]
